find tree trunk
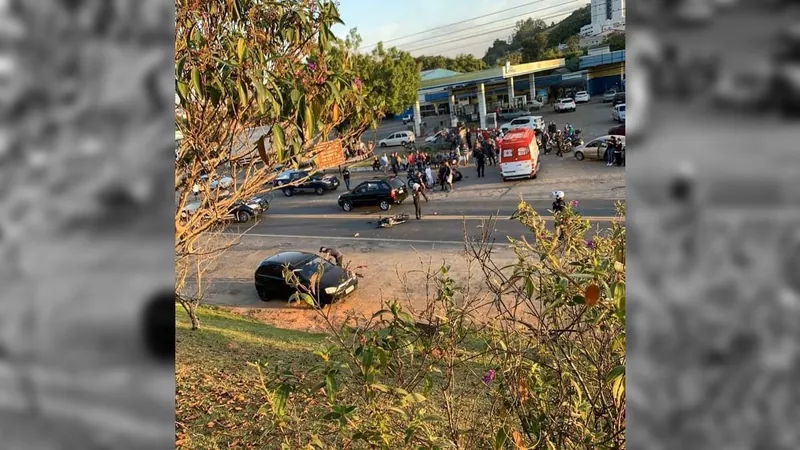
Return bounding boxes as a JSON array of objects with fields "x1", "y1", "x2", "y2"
[{"x1": 178, "y1": 298, "x2": 200, "y2": 330}]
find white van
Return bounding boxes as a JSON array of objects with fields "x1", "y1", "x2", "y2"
[
  {"x1": 508, "y1": 115, "x2": 546, "y2": 132},
  {"x1": 378, "y1": 130, "x2": 416, "y2": 148}
]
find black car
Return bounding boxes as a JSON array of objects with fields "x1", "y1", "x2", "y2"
[
  {"x1": 180, "y1": 195, "x2": 269, "y2": 223},
  {"x1": 254, "y1": 251, "x2": 358, "y2": 307},
  {"x1": 273, "y1": 170, "x2": 340, "y2": 196},
  {"x1": 337, "y1": 177, "x2": 407, "y2": 212},
  {"x1": 612, "y1": 92, "x2": 626, "y2": 106}
]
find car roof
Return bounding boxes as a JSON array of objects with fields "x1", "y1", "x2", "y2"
[{"x1": 260, "y1": 251, "x2": 317, "y2": 267}]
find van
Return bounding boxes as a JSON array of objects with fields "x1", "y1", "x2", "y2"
[
  {"x1": 498, "y1": 128, "x2": 541, "y2": 181},
  {"x1": 378, "y1": 130, "x2": 416, "y2": 148}
]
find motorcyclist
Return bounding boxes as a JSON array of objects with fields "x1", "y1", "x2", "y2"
[
  {"x1": 565, "y1": 123, "x2": 575, "y2": 137},
  {"x1": 552, "y1": 191, "x2": 567, "y2": 241},
  {"x1": 554, "y1": 129, "x2": 565, "y2": 157}
]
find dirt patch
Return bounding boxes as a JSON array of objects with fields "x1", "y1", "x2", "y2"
[{"x1": 192, "y1": 236, "x2": 518, "y2": 333}]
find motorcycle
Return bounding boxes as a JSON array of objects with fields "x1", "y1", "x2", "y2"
[{"x1": 377, "y1": 213, "x2": 410, "y2": 228}]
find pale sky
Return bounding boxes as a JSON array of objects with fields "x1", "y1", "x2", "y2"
[{"x1": 333, "y1": 0, "x2": 587, "y2": 58}]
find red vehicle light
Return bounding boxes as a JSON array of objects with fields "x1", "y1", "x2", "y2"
[{"x1": 390, "y1": 190, "x2": 396, "y2": 199}]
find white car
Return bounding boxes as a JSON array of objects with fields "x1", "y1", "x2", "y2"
[
  {"x1": 526, "y1": 98, "x2": 543, "y2": 110},
  {"x1": 424, "y1": 130, "x2": 448, "y2": 144},
  {"x1": 508, "y1": 115, "x2": 546, "y2": 132},
  {"x1": 500, "y1": 122, "x2": 512, "y2": 133},
  {"x1": 573, "y1": 135, "x2": 626, "y2": 161},
  {"x1": 378, "y1": 130, "x2": 415, "y2": 148},
  {"x1": 554, "y1": 98, "x2": 577, "y2": 113},
  {"x1": 612, "y1": 104, "x2": 626, "y2": 122},
  {"x1": 574, "y1": 91, "x2": 590, "y2": 103},
  {"x1": 402, "y1": 114, "x2": 414, "y2": 124},
  {"x1": 195, "y1": 174, "x2": 234, "y2": 192}
]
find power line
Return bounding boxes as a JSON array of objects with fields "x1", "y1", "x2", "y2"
[
  {"x1": 359, "y1": 0, "x2": 547, "y2": 50},
  {"x1": 415, "y1": 7, "x2": 625, "y2": 57},
  {"x1": 402, "y1": 6, "x2": 590, "y2": 54},
  {"x1": 391, "y1": 0, "x2": 582, "y2": 53}
]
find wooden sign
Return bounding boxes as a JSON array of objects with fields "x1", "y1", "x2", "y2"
[{"x1": 313, "y1": 139, "x2": 344, "y2": 169}]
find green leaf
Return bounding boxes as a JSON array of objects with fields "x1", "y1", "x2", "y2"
[
  {"x1": 253, "y1": 79, "x2": 267, "y2": 114},
  {"x1": 386, "y1": 406, "x2": 409, "y2": 419},
  {"x1": 370, "y1": 383, "x2": 390, "y2": 393},
  {"x1": 271, "y1": 124, "x2": 285, "y2": 162},
  {"x1": 397, "y1": 311, "x2": 415, "y2": 325},
  {"x1": 273, "y1": 383, "x2": 290, "y2": 417},
  {"x1": 325, "y1": 373, "x2": 338, "y2": 403},
  {"x1": 290, "y1": 89, "x2": 301, "y2": 105},
  {"x1": 612, "y1": 373, "x2": 625, "y2": 404},
  {"x1": 176, "y1": 55, "x2": 186, "y2": 78},
  {"x1": 237, "y1": 38, "x2": 246, "y2": 62},
  {"x1": 302, "y1": 96, "x2": 314, "y2": 138},
  {"x1": 322, "y1": 411, "x2": 341, "y2": 420},
  {"x1": 237, "y1": 80, "x2": 248, "y2": 108},
  {"x1": 176, "y1": 81, "x2": 188, "y2": 104},
  {"x1": 289, "y1": 292, "x2": 316, "y2": 308},
  {"x1": 494, "y1": 426, "x2": 509, "y2": 450},
  {"x1": 190, "y1": 68, "x2": 203, "y2": 98},
  {"x1": 404, "y1": 393, "x2": 426, "y2": 404}
]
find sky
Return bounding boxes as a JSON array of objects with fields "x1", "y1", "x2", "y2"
[{"x1": 332, "y1": 0, "x2": 587, "y2": 59}]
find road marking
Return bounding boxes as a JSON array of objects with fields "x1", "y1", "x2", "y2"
[
  {"x1": 224, "y1": 233, "x2": 503, "y2": 246},
  {"x1": 262, "y1": 213, "x2": 623, "y2": 221}
]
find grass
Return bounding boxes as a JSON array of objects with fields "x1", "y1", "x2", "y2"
[
  {"x1": 176, "y1": 306, "x2": 498, "y2": 449},
  {"x1": 176, "y1": 306, "x2": 326, "y2": 449}
]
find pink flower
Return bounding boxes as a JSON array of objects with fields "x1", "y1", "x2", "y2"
[
  {"x1": 307, "y1": 62, "x2": 317, "y2": 71},
  {"x1": 482, "y1": 369, "x2": 496, "y2": 384},
  {"x1": 570, "y1": 200, "x2": 579, "y2": 208},
  {"x1": 586, "y1": 240, "x2": 594, "y2": 249},
  {"x1": 354, "y1": 77, "x2": 362, "y2": 89}
]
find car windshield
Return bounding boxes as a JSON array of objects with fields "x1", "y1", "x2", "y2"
[
  {"x1": 619, "y1": 105, "x2": 626, "y2": 111},
  {"x1": 297, "y1": 257, "x2": 336, "y2": 280},
  {"x1": 388, "y1": 178, "x2": 405, "y2": 189}
]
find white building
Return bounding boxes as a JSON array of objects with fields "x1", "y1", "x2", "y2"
[{"x1": 587, "y1": 0, "x2": 625, "y2": 36}]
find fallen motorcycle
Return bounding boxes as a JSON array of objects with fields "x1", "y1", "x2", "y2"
[{"x1": 377, "y1": 213, "x2": 410, "y2": 228}]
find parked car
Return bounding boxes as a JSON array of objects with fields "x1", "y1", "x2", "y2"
[
  {"x1": 498, "y1": 108, "x2": 528, "y2": 120},
  {"x1": 573, "y1": 135, "x2": 626, "y2": 161},
  {"x1": 602, "y1": 89, "x2": 617, "y2": 103},
  {"x1": 254, "y1": 251, "x2": 358, "y2": 307},
  {"x1": 526, "y1": 98, "x2": 543, "y2": 110},
  {"x1": 180, "y1": 194, "x2": 270, "y2": 223},
  {"x1": 554, "y1": 98, "x2": 577, "y2": 113},
  {"x1": 574, "y1": 91, "x2": 591, "y2": 103},
  {"x1": 402, "y1": 113, "x2": 414, "y2": 124},
  {"x1": 337, "y1": 177, "x2": 408, "y2": 212},
  {"x1": 197, "y1": 174, "x2": 233, "y2": 191},
  {"x1": 612, "y1": 92, "x2": 626, "y2": 106},
  {"x1": 273, "y1": 170, "x2": 339, "y2": 196},
  {"x1": 608, "y1": 123, "x2": 626, "y2": 135},
  {"x1": 612, "y1": 104, "x2": 626, "y2": 122},
  {"x1": 508, "y1": 115, "x2": 546, "y2": 132},
  {"x1": 379, "y1": 130, "x2": 416, "y2": 148}
]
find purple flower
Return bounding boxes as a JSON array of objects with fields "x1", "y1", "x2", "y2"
[
  {"x1": 307, "y1": 62, "x2": 317, "y2": 71},
  {"x1": 586, "y1": 240, "x2": 594, "y2": 249},
  {"x1": 570, "y1": 200, "x2": 579, "y2": 208},
  {"x1": 482, "y1": 369, "x2": 496, "y2": 385},
  {"x1": 354, "y1": 77, "x2": 362, "y2": 89}
]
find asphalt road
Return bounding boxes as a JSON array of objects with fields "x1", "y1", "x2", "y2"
[{"x1": 226, "y1": 197, "x2": 622, "y2": 244}]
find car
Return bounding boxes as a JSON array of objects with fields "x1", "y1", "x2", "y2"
[
  {"x1": 602, "y1": 89, "x2": 617, "y2": 103},
  {"x1": 525, "y1": 98, "x2": 543, "y2": 110},
  {"x1": 612, "y1": 104, "x2": 626, "y2": 122},
  {"x1": 273, "y1": 170, "x2": 340, "y2": 196},
  {"x1": 254, "y1": 251, "x2": 358, "y2": 307},
  {"x1": 608, "y1": 123, "x2": 626, "y2": 135},
  {"x1": 337, "y1": 177, "x2": 407, "y2": 212},
  {"x1": 554, "y1": 98, "x2": 577, "y2": 113},
  {"x1": 574, "y1": 91, "x2": 590, "y2": 103},
  {"x1": 499, "y1": 122, "x2": 513, "y2": 133},
  {"x1": 508, "y1": 115, "x2": 546, "y2": 132},
  {"x1": 612, "y1": 92, "x2": 626, "y2": 106},
  {"x1": 180, "y1": 194, "x2": 270, "y2": 223},
  {"x1": 573, "y1": 135, "x2": 626, "y2": 161},
  {"x1": 402, "y1": 113, "x2": 414, "y2": 124},
  {"x1": 378, "y1": 130, "x2": 416, "y2": 148},
  {"x1": 196, "y1": 174, "x2": 234, "y2": 191}
]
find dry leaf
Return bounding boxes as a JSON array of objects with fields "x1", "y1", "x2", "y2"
[
  {"x1": 585, "y1": 284, "x2": 601, "y2": 306},
  {"x1": 511, "y1": 430, "x2": 526, "y2": 449}
]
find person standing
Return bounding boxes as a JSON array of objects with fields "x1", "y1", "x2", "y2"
[
  {"x1": 554, "y1": 130, "x2": 565, "y2": 157},
  {"x1": 465, "y1": 128, "x2": 473, "y2": 152},
  {"x1": 443, "y1": 160, "x2": 454, "y2": 192},
  {"x1": 319, "y1": 246, "x2": 344, "y2": 267},
  {"x1": 606, "y1": 137, "x2": 617, "y2": 166},
  {"x1": 425, "y1": 164, "x2": 434, "y2": 187},
  {"x1": 342, "y1": 167, "x2": 351, "y2": 190},
  {"x1": 474, "y1": 146, "x2": 486, "y2": 178},
  {"x1": 380, "y1": 153, "x2": 389, "y2": 174},
  {"x1": 412, "y1": 184, "x2": 424, "y2": 219},
  {"x1": 486, "y1": 142, "x2": 496, "y2": 167}
]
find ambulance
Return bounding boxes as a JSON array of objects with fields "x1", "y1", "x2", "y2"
[{"x1": 498, "y1": 127, "x2": 541, "y2": 181}]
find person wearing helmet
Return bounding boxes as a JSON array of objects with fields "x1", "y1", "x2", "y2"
[
  {"x1": 552, "y1": 191, "x2": 566, "y2": 214},
  {"x1": 554, "y1": 129, "x2": 565, "y2": 157}
]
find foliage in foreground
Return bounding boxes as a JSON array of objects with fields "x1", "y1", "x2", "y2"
[{"x1": 176, "y1": 202, "x2": 626, "y2": 449}]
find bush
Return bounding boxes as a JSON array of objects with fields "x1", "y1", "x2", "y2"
[{"x1": 251, "y1": 200, "x2": 626, "y2": 449}]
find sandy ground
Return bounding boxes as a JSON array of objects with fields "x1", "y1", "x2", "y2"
[{"x1": 190, "y1": 236, "x2": 521, "y2": 333}]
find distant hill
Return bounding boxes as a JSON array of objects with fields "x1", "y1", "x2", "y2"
[{"x1": 545, "y1": 5, "x2": 591, "y2": 48}]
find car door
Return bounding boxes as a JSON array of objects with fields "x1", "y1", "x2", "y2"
[
  {"x1": 363, "y1": 181, "x2": 384, "y2": 206},
  {"x1": 255, "y1": 264, "x2": 292, "y2": 300},
  {"x1": 350, "y1": 183, "x2": 369, "y2": 206},
  {"x1": 376, "y1": 181, "x2": 392, "y2": 204}
]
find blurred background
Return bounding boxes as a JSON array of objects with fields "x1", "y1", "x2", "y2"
[
  {"x1": 625, "y1": 0, "x2": 800, "y2": 449},
  {"x1": 0, "y1": 0, "x2": 175, "y2": 448}
]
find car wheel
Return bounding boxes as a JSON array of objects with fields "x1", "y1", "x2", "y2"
[
  {"x1": 283, "y1": 187, "x2": 293, "y2": 197},
  {"x1": 380, "y1": 142, "x2": 387, "y2": 148},
  {"x1": 314, "y1": 186, "x2": 325, "y2": 195},
  {"x1": 342, "y1": 201, "x2": 353, "y2": 212},
  {"x1": 237, "y1": 210, "x2": 252, "y2": 222},
  {"x1": 276, "y1": 180, "x2": 284, "y2": 187},
  {"x1": 255, "y1": 286, "x2": 269, "y2": 301},
  {"x1": 575, "y1": 151, "x2": 585, "y2": 161},
  {"x1": 401, "y1": 141, "x2": 408, "y2": 148},
  {"x1": 379, "y1": 200, "x2": 390, "y2": 211}
]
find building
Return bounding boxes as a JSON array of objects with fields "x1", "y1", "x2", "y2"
[
  {"x1": 579, "y1": 28, "x2": 623, "y2": 48},
  {"x1": 586, "y1": 0, "x2": 625, "y2": 36},
  {"x1": 579, "y1": 49, "x2": 625, "y2": 96}
]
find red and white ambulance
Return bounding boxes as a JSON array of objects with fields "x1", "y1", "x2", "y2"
[{"x1": 498, "y1": 128, "x2": 541, "y2": 181}]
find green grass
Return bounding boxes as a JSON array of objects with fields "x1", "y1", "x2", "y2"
[{"x1": 176, "y1": 306, "x2": 326, "y2": 449}]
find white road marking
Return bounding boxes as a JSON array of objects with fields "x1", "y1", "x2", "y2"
[{"x1": 260, "y1": 213, "x2": 622, "y2": 221}]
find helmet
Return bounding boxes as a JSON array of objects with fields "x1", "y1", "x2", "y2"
[{"x1": 553, "y1": 191, "x2": 565, "y2": 199}]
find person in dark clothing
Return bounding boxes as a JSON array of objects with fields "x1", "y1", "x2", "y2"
[
  {"x1": 554, "y1": 130, "x2": 565, "y2": 157},
  {"x1": 319, "y1": 246, "x2": 344, "y2": 267},
  {"x1": 542, "y1": 130, "x2": 550, "y2": 155},
  {"x1": 391, "y1": 153, "x2": 400, "y2": 176},
  {"x1": 412, "y1": 185, "x2": 424, "y2": 219},
  {"x1": 465, "y1": 129, "x2": 473, "y2": 152},
  {"x1": 486, "y1": 143, "x2": 496, "y2": 166},
  {"x1": 552, "y1": 191, "x2": 567, "y2": 241},
  {"x1": 438, "y1": 166, "x2": 447, "y2": 191},
  {"x1": 547, "y1": 121, "x2": 557, "y2": 135},
  {"x1": 474, "y1": 147, "x2": 486, "y2": 177},
  {"x1": 409, "y1": 170, "x2": 429, "y2": 202},
  {"x1": 342, "y1": 167, "x2": 351, "y2": 190}
]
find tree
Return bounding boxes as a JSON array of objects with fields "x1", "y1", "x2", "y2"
[
  {"x1": 497, "y1": 51, "x2": 523, "y2": 66},
  {"x1": 352, "y1": 41, "x2": 420, "y2": 115},
  {"x1": 604, "y1": 31, "x2": 626, "y2": 51},
  {"x1": 545, "y1": 5, "x2": 591, "y2": 48},
  {"x1": 174, "y1": 0, "x2": 368, "y2": 328},
  {"x1": 566, "y1": 35, "x2": 581, "y2": 52},
  {"x1": 416, "y1": 53, "x2": 487, "y2": 73},
  {"x1": 482, "y1": 38, "x2": 513, "y2": 66}
]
